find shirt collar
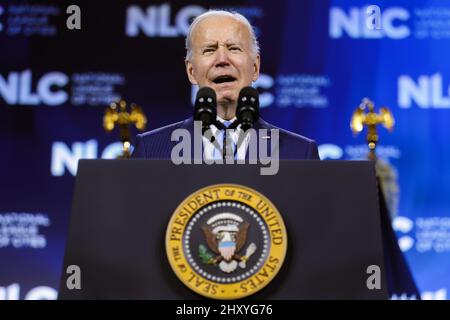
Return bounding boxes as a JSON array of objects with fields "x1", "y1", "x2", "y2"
[{"x1": 217, "y1": 116, "x2": 237, "y2": 125}]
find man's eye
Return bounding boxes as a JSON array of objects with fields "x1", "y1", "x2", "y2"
[
  {"x1": 230, "y1": 47, "x2": 241, "y2": 51},
  {"x1": 203, "y1": 48, "x2": 214, "y2": 54}
]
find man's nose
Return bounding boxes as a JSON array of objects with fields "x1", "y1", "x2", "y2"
[{"x1": 215, "y1": 46, "x2": 230, "y2": 67}]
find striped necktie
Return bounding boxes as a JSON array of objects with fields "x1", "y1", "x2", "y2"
[{"x1": 216, "y1": 120, "x2": 236, "y2": 160}]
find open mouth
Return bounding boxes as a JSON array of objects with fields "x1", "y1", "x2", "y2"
[{"x1": 212, "y1": 75, "x2": 237, "y2": 84}]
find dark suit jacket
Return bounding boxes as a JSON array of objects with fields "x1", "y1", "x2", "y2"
[{"x1": 132, "y1": 117, "x2": 320, "y2": 160}]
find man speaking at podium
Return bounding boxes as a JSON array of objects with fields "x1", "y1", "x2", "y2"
[{"x1": 132, "y1": 10, "x2": 319, "y2": 161}]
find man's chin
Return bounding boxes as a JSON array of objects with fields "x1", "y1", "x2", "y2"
[
  {"x1": 215, "y1": 88, "x2": 238, "y2": 101},
  {"x1": 217, "y1": 94, "x2": 237, "y2": 105}
]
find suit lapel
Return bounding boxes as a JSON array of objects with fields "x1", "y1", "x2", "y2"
[
  {"x1": 245, "y1": 119, "x2": 276, "y2": 161},
  {"x1": 180, "y1": 117, "x2": 199, "y2": 162}
]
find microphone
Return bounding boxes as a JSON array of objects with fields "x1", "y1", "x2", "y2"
[
  {"x1": 236, "y1": 86, "x2": 259, "y2": 131},
  {"x1": 193, "y1": 86, "x2": 217, "y2": 134}
]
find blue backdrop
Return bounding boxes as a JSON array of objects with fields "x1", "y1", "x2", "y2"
[{"x1": 1, "y1": 0, "x2": 449, "y2": 300}]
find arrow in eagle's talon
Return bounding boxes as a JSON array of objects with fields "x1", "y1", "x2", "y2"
[{"x1": 239, "y1": 243, "x2": 257, "y2": 268}]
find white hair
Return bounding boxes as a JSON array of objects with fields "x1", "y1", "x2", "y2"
[{"x1": 185, "y1": 10, "x2": 260, "y2": 60}]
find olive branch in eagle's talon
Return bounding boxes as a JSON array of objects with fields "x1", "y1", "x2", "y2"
[{"x1": 198, "y1": 244, "x2": 216, "y2": 265}]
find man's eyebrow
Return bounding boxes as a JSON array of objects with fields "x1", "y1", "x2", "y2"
[
  {"x1": 224, "y1": 41, "x2": 243, "y2": 46},
  {"x1": 201, "y1": 41, "x2": 218, "y2": 47}
]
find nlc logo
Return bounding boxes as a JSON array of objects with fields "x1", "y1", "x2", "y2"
[
  {"x1": 329, "y1": 6, "x2": 410, "y2": 39},
  {"x1": 398, "y1": 73, "x2": 450, "y2": 109},
  {"x1": 392, "y1": 216, "x2": 415, "y2": 252},
  {"x1": 51, "y1": 140, "x2": 124, "y2": 176},
  {"x1": 317, "y1": 144, "x2": 343, "y2": 160},
  {"x1": 126, "y1": 3, "x2": 205, "y2": 37},
  {"x1": 0, "y1": 70, "x2": 69, "y2": 106},
  {"x1": 0, "y1": 283, "x2": 57, "y2": 300}
]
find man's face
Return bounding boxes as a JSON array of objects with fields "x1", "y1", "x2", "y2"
[{"x1": 186, "y1": 16, "x2": 260, "y2": 110}]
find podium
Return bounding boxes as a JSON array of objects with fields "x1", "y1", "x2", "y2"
[{"x1": 59, "y1": 160, "x2": 388, "y2": 299}]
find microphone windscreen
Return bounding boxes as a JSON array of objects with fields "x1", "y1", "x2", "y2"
[
  {"x1": 193, "y1": 86, "x2": 217, "y2": 126},
  {"x1": 238, "y1": 86, "x2": 259, "y2": 106},
  {"x1": 196, "y1": 86, "x2": 216, "y2": 104},
  {"x1": 237, "y1": 86, "x2": 260, "y2": 131}
]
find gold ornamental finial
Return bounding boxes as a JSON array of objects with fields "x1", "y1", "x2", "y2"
[
  {"x1": 103, "y1": 99, "x2": 147, "y2": 158},
  {"x1": 350, "y1": 98, "x2": 394, "y2": 160}
]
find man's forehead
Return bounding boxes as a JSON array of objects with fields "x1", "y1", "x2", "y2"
[{"x1": 191, "y1": 16, "x2": 250, "y2": 43}]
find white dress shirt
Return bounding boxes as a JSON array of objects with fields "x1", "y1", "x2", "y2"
[{"x1": 202, "y1": 116, "x2": 251, "y2": 161}]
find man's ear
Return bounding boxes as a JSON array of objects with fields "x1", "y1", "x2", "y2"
[
  {"x1": 185, "y1": 60, "x2": 198, "y2": 85},
  {"x1": 252, "y1": 55, "x2": 261, "y2": 82}
]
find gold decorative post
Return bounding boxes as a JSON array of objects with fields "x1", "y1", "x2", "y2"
[
  {"x1": 103, "y1": 100, "x2": 147, "y2": 158},
  {"x1": 350, "y1": 98, "x2": 395, "y2": 161},
  {"x1": 350, "y1": 98, "x2": 399, "y2": 218}
]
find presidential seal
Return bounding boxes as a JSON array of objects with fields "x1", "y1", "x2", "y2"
[{"x1": 166, "y1": 184, "x2": 287, "y2": 299}]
